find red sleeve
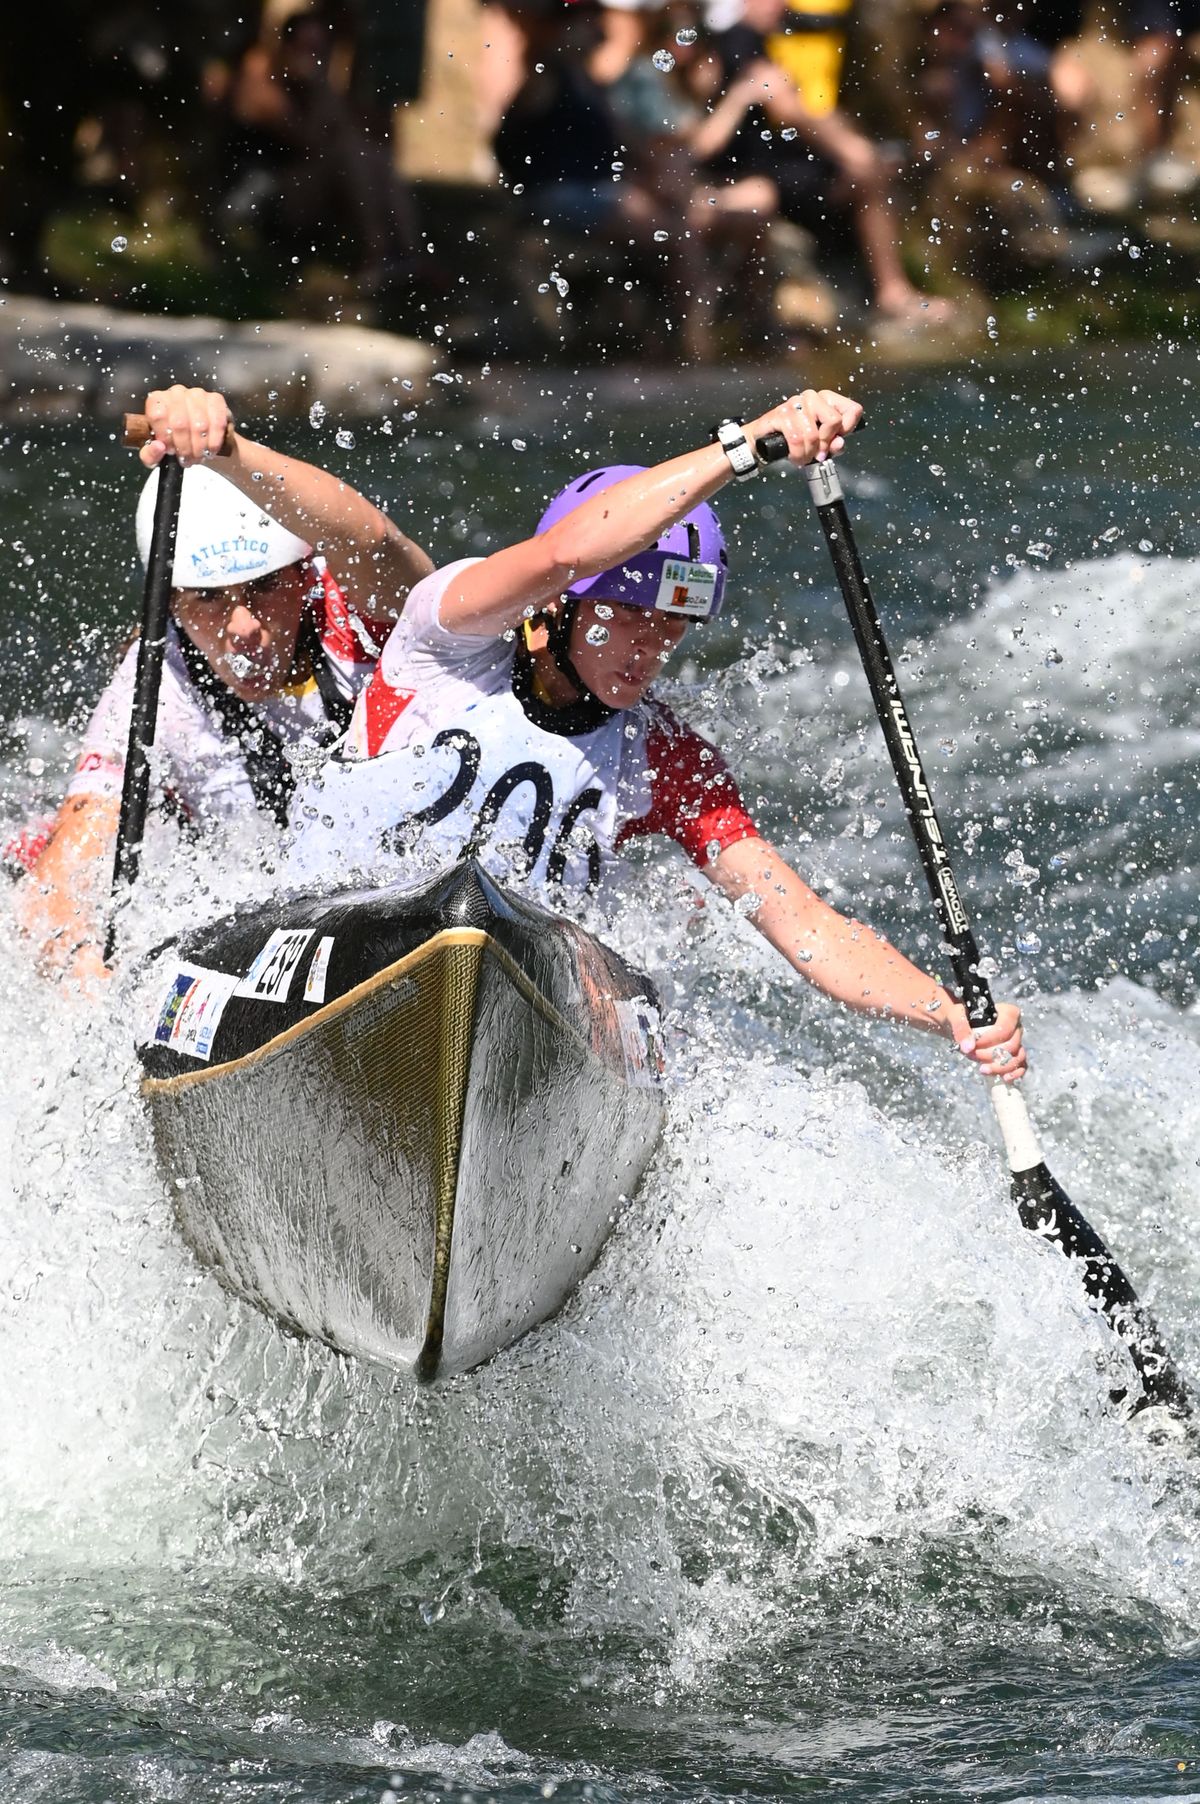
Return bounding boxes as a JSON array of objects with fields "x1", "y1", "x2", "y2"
[
  {"x1": 316, "y1": 568, "x2": 393, "y2": 660},
  {"x1": 617, "y1": 704, "x2": 760, "y2": 868}
]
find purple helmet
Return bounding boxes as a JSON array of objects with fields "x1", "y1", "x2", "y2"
[{"x1": 536, "y1": 465, "x2": 728, "y2": 621}]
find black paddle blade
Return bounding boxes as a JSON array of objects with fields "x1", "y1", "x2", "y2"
[{"x1": 1010, "y1": 1163, "x2": 1191, "y2": 1418}]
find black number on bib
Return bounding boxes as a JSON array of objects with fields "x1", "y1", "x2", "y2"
[
  {"x1": 467, "y1": 761, "x2": 554, "y2": 874},
  {"x1": 547, "y1": 786, "x2": 603, "y2": 892},
  {"x1": 380, "y1": 728, "x2": 481, "y2": 855}
]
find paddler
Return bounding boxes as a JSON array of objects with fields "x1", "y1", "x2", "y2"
[
  {"x1": 167, "y1": 387, "x2": 1026, "y2": 1082},
  {"x1": 16, "y1": 385, "x2": 434, "y2": 986}
]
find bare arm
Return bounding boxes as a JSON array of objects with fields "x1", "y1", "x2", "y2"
[
  {"x1": 711, "y1": 835, "x2": 1026, "y2": 1080},
  {"x1": 140, "y1": 386, "x2": 434, "y2": 622},
  {"x1": 441, "y1": 389, "x2": 864, "y2": 637},
  {"x1": 688, "y1": 65, "x2": 767, "y2": 161},
  {"x1": 15, "y1": 794, "x2": 120, "y2": 987}
]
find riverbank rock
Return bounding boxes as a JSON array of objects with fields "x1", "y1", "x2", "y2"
[{"x1": 0, "y1": 298, "x2": 436, "y2": 421}]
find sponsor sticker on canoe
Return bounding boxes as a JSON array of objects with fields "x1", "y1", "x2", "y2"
[
  {"x1": 149, "y1": 962, "x2": 240, "y2": 1062},
  {"x1": 615, "y1": 996, "x2": 665, "y2": 1088},
  {"x1": 652, "y1": 558, "x2": 718, "y2": 619},
  {"x1": 236, "y1": 928, "x2": 316, "y2": 1003},
  {"x1": 304, "y1": 935, "x2": 335, "y2": 1004}
]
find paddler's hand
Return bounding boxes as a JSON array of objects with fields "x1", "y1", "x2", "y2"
[
  {"x1": 743, "y1": 390, "x2": 863, "y2": 467},
  {"x1": 140, "y1": 386, "x2": 235, "y2": 468},
  {"x1": 946, "y1": 999, "x2": 1027, "y2": 1083},
  {"x1": 66, "y1": 942, "x2": 113, "y2": 994}
]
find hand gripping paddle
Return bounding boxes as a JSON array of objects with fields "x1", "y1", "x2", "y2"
[{"x1": 754, "y1": 427, "x2": 1189, "y2": 1419}]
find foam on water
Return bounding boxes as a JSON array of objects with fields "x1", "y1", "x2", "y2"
[{"x1": 2, "y1": 541, "x2": 1200, "y2": 1789}]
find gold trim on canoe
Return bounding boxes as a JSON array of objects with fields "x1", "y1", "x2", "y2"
[
  {"x1": 141, "y1": 922, "x2": 621, "y2": 1382},
  {"x1": 140, "y1": 926, "x2": 590, "y2": 1096}
]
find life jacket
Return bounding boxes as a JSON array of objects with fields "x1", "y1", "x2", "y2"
[{"x1": 176, "y1": 575, "x2": 355, "y2": 827}]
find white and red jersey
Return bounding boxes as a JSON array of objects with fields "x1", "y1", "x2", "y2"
[
  {"x1": 65, "y1": 564, "x2": 389, "y2": 826},
  {"x1": 289, "y1": 558, "x2": 759, "y2": 899}
]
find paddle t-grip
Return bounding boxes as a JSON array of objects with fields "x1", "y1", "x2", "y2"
[
  {"x1": 123, "y1": 413, "x2": 235, "y2": 456},
  {"x1": 755, "y1": 416, "x2": 866, "y2": 468}
]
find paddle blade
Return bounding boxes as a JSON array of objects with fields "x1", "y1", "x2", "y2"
[{"x1": 1010, "y1": 1162, "x2": 1190, "y2": 1417}]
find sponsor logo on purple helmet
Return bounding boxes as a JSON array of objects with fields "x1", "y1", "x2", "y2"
[{"x1": 536, "y1": 466, "x2": 728, "y2": 619}]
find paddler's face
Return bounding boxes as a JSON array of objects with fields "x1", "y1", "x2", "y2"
[
  {"x1": 172, "y1": 562, "x2": 311, "y2": 702},
  {"x1": 568, "y1": 597, "x2": 689, "y2": 708}
]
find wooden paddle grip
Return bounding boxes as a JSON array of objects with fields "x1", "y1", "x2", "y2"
[{"x1": 122, "y1": 413, "x2": 235, "y2": 456}]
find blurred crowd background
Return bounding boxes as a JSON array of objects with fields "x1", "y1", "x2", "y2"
[{"x1": 5, "y1": 0, "x2": 1200, "y2": 360}]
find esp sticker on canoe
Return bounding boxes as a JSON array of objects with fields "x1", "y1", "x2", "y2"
[{"x1": 236, "y1": 928, "x2": 315, "y2": 1003}]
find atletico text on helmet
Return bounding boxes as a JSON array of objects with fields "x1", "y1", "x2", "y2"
[
  {"x1": 536, "y1": 466, "x2": 728, "y2": 621},
  {"x1": 136, "y1": 464, "x2": 312, "y2": 589}
]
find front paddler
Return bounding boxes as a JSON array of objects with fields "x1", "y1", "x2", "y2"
[
  {"x1": 282, "y1": 387, "x2": 1025, "y2": 1085},
  {"x1": 16, "y1": 386, "x2": 434, "y2": 987}
]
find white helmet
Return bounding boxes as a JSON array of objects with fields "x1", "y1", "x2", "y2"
[{"x1": 135, "y1": 464, "x2": 312, "y2": 589}]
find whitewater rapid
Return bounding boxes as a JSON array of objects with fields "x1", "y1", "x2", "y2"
[{"x1": 2, "y1": 550, "x2": 1200, "y2": 1713}]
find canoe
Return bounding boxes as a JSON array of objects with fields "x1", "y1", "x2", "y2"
[{"x1": 137, "y1": 860, "x2": 665, "y2": 1377}]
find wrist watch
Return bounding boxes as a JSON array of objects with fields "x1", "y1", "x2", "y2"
[{"x1": 714, "y1": 418, "x2": 759, "y2": 482}]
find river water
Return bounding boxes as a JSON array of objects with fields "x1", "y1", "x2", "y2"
[{"x1": 2, "y1": 352, "x2": 1200, "y2": 1801}]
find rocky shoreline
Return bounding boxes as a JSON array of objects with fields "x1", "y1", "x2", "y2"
[{"x1": 0, "y1": 297, "x2": 436, "y2": 423}]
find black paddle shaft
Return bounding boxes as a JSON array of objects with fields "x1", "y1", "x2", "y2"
[
  {"x1": 105, "y1": 454, "x2": 183, "y2": 961},
  {"x1": 808, "y1": 469, "x2": 992, "y2": 1023},
  {"x1": 799, "y1": 454, "x2": 1191, "y2": 1419}
]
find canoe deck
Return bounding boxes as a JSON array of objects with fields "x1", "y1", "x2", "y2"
[{"x1": 139, "y1": 863, "x2": 665, "y2": 1375}]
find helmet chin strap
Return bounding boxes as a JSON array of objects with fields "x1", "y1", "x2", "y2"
[{"x1": 512, "y1": 598, "x2": 618, "y2": 737}]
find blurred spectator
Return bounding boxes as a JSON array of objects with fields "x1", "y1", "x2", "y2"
[
  {"x1": 766, "y1": 0, "x2": 854, "y2": 117},
  {"x1": 1127, "y1": 0, "x2": 1200, "y2": 189},
  {"x1": 220, "y1": 0, "x2": 419, "y2": 294},
  {"x1": 694, "y1": 0, "x2": 955, "y2": 323},
  {"x1": 606, "y1": 2, "x2": 785, "y2": 346},
  {"x1": 494, "y1": 2, "x2": 716, "y2": 358},
  {"x1": 911, "y1": 0, "x2": 1087, "y2": 275}
]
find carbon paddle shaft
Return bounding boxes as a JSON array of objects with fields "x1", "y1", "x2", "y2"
[
  {"x1": 105, "y1": 454, "x2": 183, "y2": 961},
  {"x1": 802, "y1": 455, "x2": 1189, "y2": 1416}
]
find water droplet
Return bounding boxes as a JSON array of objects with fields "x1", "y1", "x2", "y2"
[
  {"x1": 977, "y1": 955, "x2": 1001, "y2": 978},
  {"x1": 928, "y1": 463, "x2": 944, "y2": 476},
  {"x1": 1099, "y1": 525, "x2": 1121, "y2": 543},
  {"x1": 1011, "y1": 179, "x2": 1024, "y2": 191},
  {"x1": 676, "y1": 26, "x2": 697, "y2": 44},
  {"x1": 26, "y1": 757, "x2": 45, "y2": 777},
  {"x1": 1016, "y1": 932, "x2": 1042, "y2": 955},
  {"x1": 925, "y1": 130, "x2": 941, "y2": 141},
  {"x1": 1138, "y1": 538, "x2": 1153, "y2": 552},
  {"x1": 1026, "y1": 307, "x2": 1038, "y2": 321},
  {"x1": 654, "y1": 229, "x2": 669, "y2": 243},
  {"x1": 986, "y1": 315, "x2": 999, "y2": 340},
  {"x1": 418, "y1": 1600, "x2": 445, "y2": 1626},
  {"x1": 335, "y1": 427, "x2": 355, "y2": 449},
  {"x1": 585, "y1": 624, "x2": 609, "y2": 646},
  {"x1": 594, "y1": 604, "x2": 613, "y2": 619},
  {"x1": 652, "y1": 48, "x2": 676, "y2": 71},
  {"x1": 1129, "y1": 244, "x2": 1142, "y2": 259},
  {"x1": 1026, "y1": 542, "x2": 1052, "y2": 560},
  {"x1": 781, "y1": 126, "x2": 797, "y2": 141},
  {"x1": 512, "y1": 438, "x2": 527, "y2": 450},
  {"x1": 308, "y1": 402, "x2": 327, "y2": 428},
  {"x1": 433, "y1": 371, "x2": 453, "y2": 383},
  {"x1": 1044, "y1": 647, "x2": 1063, "y2": 666},
  {"x1": 938, "y1": 737, "x2": 957, "y2": 755},
  {"x1": 111, "y1": 235, "x2": 128, "y2": 253}
]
